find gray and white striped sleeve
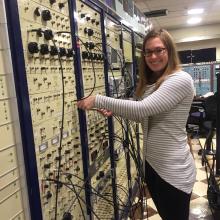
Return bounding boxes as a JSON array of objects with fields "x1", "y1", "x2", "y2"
[{"x1": 94, "y1": 72, "x2": 194, "y2": 121}]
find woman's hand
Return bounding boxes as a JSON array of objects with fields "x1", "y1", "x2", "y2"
[
  {"x1": 97, "y1": 108, "x2": 113, "y2": 117},
  {"x1": 77, "y1": 96, "x2": 96, "y2": 110}
]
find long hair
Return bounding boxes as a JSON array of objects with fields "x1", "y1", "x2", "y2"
[{"x1": 135, "y1": 29, "x2": 181, "y2": 97}]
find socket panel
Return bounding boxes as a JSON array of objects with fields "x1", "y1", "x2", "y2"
[
  {"x1": 106, "y1": 21, "x2": 139, "y2": 216},
  {"x1": 16, "y1": 0, "x2": 85, "y2": 219},
  {"x1": 75, "y1": 1, "x2": 114, "y2": 218},
  {"x1": 182, "y1": 65, "x2": 211, "y2": 96},
  {"x1": 122, "y1": 29, "x2": 132, "y2": 63}
]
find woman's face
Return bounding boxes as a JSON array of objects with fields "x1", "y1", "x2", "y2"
[{"x1": 144, "y1": 37, "x2": 168, "y2": 75}]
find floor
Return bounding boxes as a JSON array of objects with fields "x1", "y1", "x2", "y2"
[{"x1": 128, "y1": 138, "x2": 220, "y2": 220}]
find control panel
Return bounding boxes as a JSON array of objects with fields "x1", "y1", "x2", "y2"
[
  {"x1": 106, "y1": 17, "x2": 124, "y2": 98},
  {"x1": 75, "y1": 0, "x2": 113, "y2": 218},
  {"x1": 16, "y1": 0, "x2": 84, "y2": 219},
  {"x1": 183, "y1": 64, "x2": 212, "y2": 96}
]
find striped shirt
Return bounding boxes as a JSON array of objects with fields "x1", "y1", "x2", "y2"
[{"x1": 95, "y1": 71, "x2": 196, "y2": 193}]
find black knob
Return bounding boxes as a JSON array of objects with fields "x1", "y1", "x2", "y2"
[
  {"x1": 66, "y1": 49, "x2": 74, "y2": 57},
  {"x1": 40, "y1": 44, "x2": 49, "y2": 55},
  {"x1": 50, "y1": 46, "x2": 58, "y2": 56},
  {"x1": 88, "y1": 52, "x2": 93, "y2": 60},
  {"x1": 94, "y1": 53, "x2": 99, "y2": 60},
  {"x1": 82, "y1": 51, "x2": 88, "y2": 59},
  {"x1": 95, "y1": 21, "x2": 99, "y2": 26},
  {"x1": 28, "y1": 42, "x2": 39, "y2": 54},
  {"x1": 42, "y1": 10, "x2": 52, "y2": 21},
  {"x1": 85, "y1": 42, "x2": 94, "y2": 50},
  {"x1": 86, "y1": 16, "x2": 90, "y2": 21},
  {"x1": 49, "y1": 0, "x2": 56, "y2": 4},
  {"x1": 59, "y1": 47, "x2": 66, "y2": 56},
  {"x1": 34, "y1": 7, "x2": 41, "y2": 17},
  {"x1": 87, "y1": 28, "x2": 94, "y2": 37},
  {"x1": 80, "y1": 13, "x2": 86, "y2": 18},
  {"x1": 63, "y1": 212, "x2": 72, "y2": 220},
  {"x1": 86, "y1": 42, "x2": 94, "y2": 49},
  {"x1": 44, "y1": 29, "x2": 53, "y2": 40},
  {"x1": 91, "y1": 19, "x2": 96, "y2": 23},
  {"x1": 84, "y1": 28, "x2": 94, "y2": 36},
  {"x1": 58, "y1": 3, "x2": 65, "y2": 9}
]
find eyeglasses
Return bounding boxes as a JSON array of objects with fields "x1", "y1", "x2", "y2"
[{"x1": 144, "y1": 47, "x2": 166, "y2": 57}]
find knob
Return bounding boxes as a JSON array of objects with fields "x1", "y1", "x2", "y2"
[
  {"x1": 88, "y1": 52, "x2": 93, "y2": 60},
  {"x1": 91, "y1": 19, "x2": 96, "y2": 23},
  {"x1": 66, "y1": 49, "x2": 74, "y2": 57},
  {"x1": 86, "y1": 16, "x2": 90, "y2": 21},
  {"x1": 82, "y1": 51, "x2": 88, "y2": 59},
  {"x1": 42, "y1": 10, "x2": 52, "y2": 21},
  {"x1": 80, "y1": 13, "x2": 86, "y2": 18},
  {"x1": 85, "y1": 42, "x2": 95, "y2": 49},
  {"x1": 40, "y1": 44, "x2": 49, "y2": 55},
  {"x1": 50, "y1": 46, "x2": 58, "y2": 56},
  {"x1": 95, "y1": 21, "x2": 99, "y2": 26},
  {"x1": 87, "y1": 28, "x2": 94, "y2": 36},
  {"x1": 28, "y1": 42, "x2": 39, "y2": 54},
  {"x1": 49, "y1": 0, "x2": 56, "y2": 4},
  {"x1": 58, "y1": 3, "x2": 65, "y2": 9},
  {"x1": 84, "y1": 28, "x2": 94, "y2": 36},
  {"x1": 44, "y1": 29, "x2": 53, "y2": 40},
  {"x1": 59, "y1": 47, "x2": 66, "y2": 56}
]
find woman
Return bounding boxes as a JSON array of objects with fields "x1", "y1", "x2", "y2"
[{"x1": 77, "y1": 29, "x2": 196, "y2": 220}]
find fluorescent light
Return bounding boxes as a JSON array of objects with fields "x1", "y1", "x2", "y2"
[
  {"x1": 187, "y1": 17, "x2": 202, "y2": 25},
  {"x1": 188, "y1": 8, "x2": 204, "y2": 15}
]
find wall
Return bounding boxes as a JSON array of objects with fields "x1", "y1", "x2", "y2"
[{"x1": 169, "y1": 24, "x2": 220, "y2": 61}]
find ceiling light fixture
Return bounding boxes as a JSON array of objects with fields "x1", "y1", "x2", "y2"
[
  {"x1": 188, "y1": 8, "x2": 204, "y2": 15},
  {"x1": 187, "y1": 17, "x2": 202, "y2": 25}
]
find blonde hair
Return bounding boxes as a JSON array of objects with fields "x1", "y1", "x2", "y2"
[{"x1": 135, "y1": 29, "x2": 181, "y2": 97}]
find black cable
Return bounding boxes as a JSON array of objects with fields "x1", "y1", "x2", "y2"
[
  {"x1": 46, "y1": 177, "x2": 102, "y2": 220},
  {"x1": 68, "y1": 178, "x2": 86, "y2": 220},
  {"x1": 54, "y1": 31, "x2": 97, "y2": 101},
  {"x1": 50, "y1": 37, "x2": 65, "y2": 220}
]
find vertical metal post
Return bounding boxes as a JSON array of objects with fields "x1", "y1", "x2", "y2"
[
  {"x1": 68, "y1": 1, "x2": 92, "y2": 219},
  {"x1": 215, "y1": 65, "x2": 220, "y2": 175}
]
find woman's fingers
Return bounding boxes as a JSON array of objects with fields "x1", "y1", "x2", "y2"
[{"x1": 77, "y1": 96, "x2": 95, "y2": 110}]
